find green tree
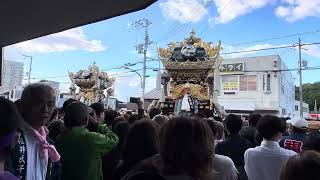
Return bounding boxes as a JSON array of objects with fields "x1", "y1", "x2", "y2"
[{"x1": 295, "y1": 82, "x2": 320, "y2": 113}]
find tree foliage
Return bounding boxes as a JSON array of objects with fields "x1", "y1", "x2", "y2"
[{"x1": 295, "y1": 82, "x2": 320, "y2": 113}]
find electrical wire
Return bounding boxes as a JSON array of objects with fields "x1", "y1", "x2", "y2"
[
  {"x1": 26, "y1": 40, "x2": 320, "y2": 80},
  {"x1": 156, "y1": 0, "x2": 208, "y2": 43},
  {"x1": 227, "y1": 29, "x2": 320, "y2": 47}
]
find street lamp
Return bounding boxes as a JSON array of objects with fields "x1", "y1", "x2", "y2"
[{"x1": 22, "y1": 54, "x2": 32, "y2": 84}]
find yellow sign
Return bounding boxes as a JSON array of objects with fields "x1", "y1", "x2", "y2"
[{"x1": 223, "y1": 81, "x2": 239, "y2": 92}]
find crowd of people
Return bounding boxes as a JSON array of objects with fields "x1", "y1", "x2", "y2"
[{"x1": 1, "y1": 82, "x2": 320, "y2": 180}]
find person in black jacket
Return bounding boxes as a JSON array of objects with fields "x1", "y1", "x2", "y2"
[
  {"x1": 0, "y1": 97, "x2": 22, "y2": 180},
  {"x1": 240, "y1": 113, "x2": 261, "y2": 147},
  {"x1": 215, "y1": 114, "x2": 252, "y2": 180}
]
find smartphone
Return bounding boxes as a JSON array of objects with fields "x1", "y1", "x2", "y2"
[{"x1": 130, "y1": 97, "x2": 139, "y2": 103}]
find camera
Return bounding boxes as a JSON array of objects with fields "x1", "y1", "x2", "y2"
[{"x1": 129, "y1": 97, "x2": 139, "y2": 103}]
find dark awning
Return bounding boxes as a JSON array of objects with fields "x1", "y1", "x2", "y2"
[{"x1": 0, "y1": 0, "x2": 156, "y2": 47}]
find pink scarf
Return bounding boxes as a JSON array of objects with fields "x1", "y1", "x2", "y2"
[{"x1": 33, "y1": 126, "x2": 61, "y2": 162}]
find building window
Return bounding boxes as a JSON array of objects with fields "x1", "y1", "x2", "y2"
[
  {"x1": 282, "y1": 108, "x2": 287, "y2": 115},
  {"x1": 240, "y1": 75, "x2": 257, "y2": 91},
  {"x1": 222, "y1": 75, "x2": 239, "y2": 92},
  {"x1": 295, "y1": 105, "x2": 299, "y2": 111},
  {"x1": 263, "y1": 73, "x2": 271, "y2": 92}
]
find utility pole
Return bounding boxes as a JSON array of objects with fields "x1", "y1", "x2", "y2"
[
  {"x1": 23, "y1": 54, "x2": 33, "y2": 84},
  {"x1": 134, "y1": 19, "x2": 152, "y2": 108},
  {"x1": 298, "y1": 38, "x2": 303, "y2": 118}
]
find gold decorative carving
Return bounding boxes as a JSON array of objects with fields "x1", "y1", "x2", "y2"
[
  {"x1": 69, "y1": 62, "x2": 115, "y2": 104},
  {"x1": 170, "y1": 83, "x2": 208, "y2": 101}
]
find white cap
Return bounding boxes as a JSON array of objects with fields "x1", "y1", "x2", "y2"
[{"x1": 286, "y1": 117, "x2": 308, "y2": 129}]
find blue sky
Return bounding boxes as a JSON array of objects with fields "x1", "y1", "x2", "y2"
[{"x1": 4, "y1": 0, "x2": 320, "y2": 101}]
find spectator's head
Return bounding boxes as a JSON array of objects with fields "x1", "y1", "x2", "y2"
[
  {"x1": 113, "y1": 121, "x2": 130, "y2": 149},
  {"x1": 104, "y1": 109, "x2": 118, "y2": 126},
  {"x1": 128, "y1": 114, "x2": 140, "y2": 125},
  {"x1": 122, "y1": 113, "x2": 130, "y2": 121},
  {"x1": 248, "y1": 113, "x2": 262, "y2": 127},
  {"x1": 302, "y1": 135, "x2": 320, "y2": 153},
  {"x1": 287, "y1": 117, "x2": 308, "y2": 134},
  {"x1": 0, "y1": 97, "x2": 22, "y2": 161},
  {"x1": 90, "y1": 102, "x2": 105, "y2": 123},
  {"x1": 257, "y1": 115, "x2": 286, "y2": 141},
  {"x1": 213, "y1": 116, "x2": 222, "y2": 122},
  {"x1": 149, "y1": 107, "x2": 161, "y2": 119},
  {"x1": 280, "y1": 151, "x2": 320, "y2": 180},
  {"x1": 112, "y1": 116, "x2": 126, "y2": 130},
  {"x1": 206, "y1": 120, "x2": 225, "y2": 140},
  {"x1": 224, "y1": 114, "x2": 243, "y2": 135},
  {"x1": 47, "y1": 120, "x2": 65, "y2": 142},
  {"x1": 152, "y1": 115, "x2": 169, "y2": 127},
  {"x1": 64, "y1": 102, "x2": 89, "y2": 128},
  {"x1": 88, "y1": 107, "x2": 97, "y2": 123},
  {"x1": 122, "y1": 120, "x2": 159, "y2": 166},
  {"x1": 62, "y1": 98, "x2": 77, "y2": 112},
  {"x1": 160, "y1": 116, "x2": 213, "y2": 179},
  {"x1": 20, "y1": 83, "x2": 56, "y2": 128}
]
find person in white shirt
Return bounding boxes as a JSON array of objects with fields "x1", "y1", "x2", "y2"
[{"x1": 244, "y1": 115, "x2": 296, "y2": 180}]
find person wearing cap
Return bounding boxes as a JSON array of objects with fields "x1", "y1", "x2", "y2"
[
  {"x1": 280, "y1": 117, "x2": 309, "y2": 153},
  {"x1": 56, "y1": 102, "x2": 118, "y2": 180}
]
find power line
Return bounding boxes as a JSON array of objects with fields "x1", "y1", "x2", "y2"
[
  {"x1": 221, "y1": 44, "x2": 295, "y2": 55},
  {"x1": 156, "y1": 0, "x2": 208, "y2": 43},
  {"x1": 27, "y1": 40, "x2": 320, "y2": 80},
  {"x1": 156, "y1": 0, "x2": 206, "y2": 42},
  {"x1": 242, "y1": 66, "x2": 320, "y2": 73},
  {"x1": 227, "y1": 29, "x2": 320, "y2": 47},
  {"x1": 199, "y1": 0, "x2": 233, "y2": 36}
]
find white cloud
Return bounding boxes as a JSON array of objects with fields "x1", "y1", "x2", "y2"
[
  {"x1": 275, "y1": 0, "x2": 320, "y2": 22},
  {"x1": 112, "y1": 74, "x2": 156, "y2": 101},
  {"x1": 5, "y1": 27, "x2": 106, "y2": 55},
  {"x1": 130, "y1": 50, "x2": 155, "y2": 59},
  {"x1": 160, "y1": 0, "x2": 209, "y2": 23},
  {"x1": 128, "y1": 77, "x2": 141, "y2": 87},
  {"x1": 210, "y1": 0, "x2": 275, "y2": 24},
  {"x1": 302, "y1": 44, "x2": 320, "y2": 58}
]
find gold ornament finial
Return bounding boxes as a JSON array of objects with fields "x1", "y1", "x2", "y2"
[{"x1": 184, "y1": 30, "x2": 201, "y2": 45}]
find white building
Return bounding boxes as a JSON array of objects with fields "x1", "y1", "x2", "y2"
[
  {"x1": 217, "y1": 55, "x2": 295, "y2": 118},
  {"x1": 0, "y1": 60, "x2": 24, "y2": 94},
  {"x1": 39, "y1": 80, "x2": 60, "y2": 94},
  {"x1": 294, "y1": 101, "x2": 309, "y2": 119}
]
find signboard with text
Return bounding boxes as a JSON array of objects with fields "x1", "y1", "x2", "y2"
[
  {"x1": 220, "y1": 63, "x2": 244, "y2": 74},
  {"x1": 222, "y1": 76, "x2": 239, "y2": 92}
]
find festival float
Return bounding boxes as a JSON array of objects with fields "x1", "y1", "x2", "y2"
[
  {"x1": 68, "y1": 62, "x2": 115, "y2": 105},
  {"x1": 158, "y1": 30, "x2": 225, "y2": 117}
]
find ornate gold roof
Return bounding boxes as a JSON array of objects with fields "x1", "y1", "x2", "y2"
[
  {"x1": 158, "y1": 31, "x2": 222, "y2": 60},
  {"x1": 158, "y1": 31, "x2": 222, "y2": 84}
]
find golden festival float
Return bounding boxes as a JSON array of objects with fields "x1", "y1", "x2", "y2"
[
  {"x1": 68, "y1": 62, "x2": 115, "y2": 105},
  {"x1": 158, "y1": 30, "x2": 225, "y2": 117}
]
